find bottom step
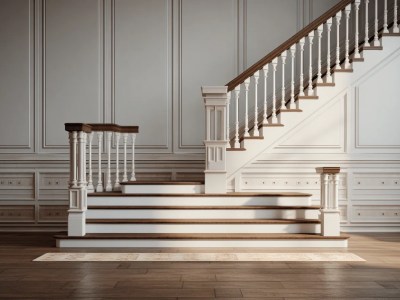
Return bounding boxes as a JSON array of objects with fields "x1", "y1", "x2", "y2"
[{"x1": 55, "y1": 233, "x2": 349, "y2": 248}]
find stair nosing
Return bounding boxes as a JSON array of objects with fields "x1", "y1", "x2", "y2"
[
  {"x1": 86, "y1": 218, "x2": 321, "y2": 224},
  {"x1": 87, "y1": 205, "x2": 321, "y2": 210},
  {"x1": 88, "y1": 192, "x2": 313, "y2": 197},
  {"x1": 120, "y1": 181, "x2": 204, "y2": 186}
]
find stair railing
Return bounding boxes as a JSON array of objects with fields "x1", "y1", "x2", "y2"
[
  {"x1": 202, "y1": 0, "x2": 399, "y2": 193},
  {"x1": 65, "y1": 123, "x2": 139, "y2": 236}
]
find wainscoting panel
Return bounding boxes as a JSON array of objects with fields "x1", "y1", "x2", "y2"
[{"x1": 0, "y1": 173, "x2": 35, "y2": 201}]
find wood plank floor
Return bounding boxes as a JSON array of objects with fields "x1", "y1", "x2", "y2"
[{"x1": 0, "y1": 232, "x2": 399, "y2": 299}]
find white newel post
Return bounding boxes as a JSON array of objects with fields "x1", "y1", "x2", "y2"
[
  {"x1": 316, "y1": 167, "x2": 341, "y2": 237},
  {"x1": 67, "y1": 128, "x2": 88, "y2": 236},
  {"x1": 202, "y1": 86, "x2": 228, "y2": 194}
]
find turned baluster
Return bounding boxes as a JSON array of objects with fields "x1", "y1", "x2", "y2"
[
  {"x1": 234, "y1": 86, "x2": 240, "y2": 148},
  {"x1": 280, "y1": 51, "x2": 287, "y2": 110},
  {"x1": 354, "y1": 0, "x2": 361, "y2": 59},
  {"x1": 244, "y1": 78, "x2": 250, "y2": 137},
  {"x1": 96, "y1": 132, "x2": 103, "y2": 192},
  {"x1": 114, "y1": 132, "x2": 121, "y2": 190},
  {"x1": 271, "y1": 58, "x2": 278, "y2": 124},
  {"x1": 253, "y1": 71, "x2": 260, "y2": 137},
  {"x1": 122, "y1": 133, "x2": 128, "y2": 182},
  {"x1": 226, "y1": 91, "x2": 231, "y2": 141},
  {"x1": 87, "y1": 132, "x2": 94, "y2": 192},
  {"x1": 373, "y1": 0, "x2": 379, "y2": 46},
  {"x1": 299, "y1": 38, "x2": 305, "y2": 96},
  {"x1": 77, "y1": 131, "x2": 87, "y2": 188},
  {"x1": 383, "y1": 0, "x2": 389, "y2": 33},
  {"x1": 262, "y1": 64, "x2": 269, "y2": 125},
  {"x1": 105, "y1": 131, "x2": 112, "y2": 191},
  {"x1": 335, "y1": 11, "x2": 342, "y2": 70},
  {"x1": 317, "y1": 25, "x2": 323, "y2": 83},
  {"x1": 326, "y1": 18, "x2": 333, "y2": 83},
  {"x1": 130, "y1": 133, "x2": 136, "y2": 181},
  {"x1": 394, "y1": 0, "x2": 399, "y2": 33},
  {"x1": 364, "y1": 0, "x2": 370, "y2": 47},
  {"x1": 344, "y1": 5, "x2": 351, "y2": 69},
  {"x1": 307, "y1": 31, "x2": 314, "y2": 95},
  {"x1": 289, "y1": 45, "x2": 296, "y2": 108},
  {"x1": 69, "y1": 131, "x2": 77, "y2": 188}
]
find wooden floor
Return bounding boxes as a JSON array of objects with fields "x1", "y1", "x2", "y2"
[{"x1": 0, "y1": 232, "x2": 400, "y2": 299}]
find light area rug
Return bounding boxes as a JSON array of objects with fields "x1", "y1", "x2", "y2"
[{"x1": 34, "y1": 252, "x2": 364, "y2": 262}]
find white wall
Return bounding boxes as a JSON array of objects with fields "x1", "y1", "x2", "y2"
[{"x1": 0, "y1": 0, "x2": 340, "y2": 228}]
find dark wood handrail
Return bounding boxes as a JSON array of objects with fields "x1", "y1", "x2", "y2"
[
  {"x1": 226, "y1": 0, "x2": 354, "y2": 91},
  {"x1": 65, "y1": 123, "x2": 139, "y2": 133}
]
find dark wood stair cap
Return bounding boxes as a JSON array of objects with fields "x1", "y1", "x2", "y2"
[
  {"x1": 88, "y1": 191, "x2": 312, "y2": 197},
  {"x1": 120, "y1": 181, "x2": 204, "y2": 185}
]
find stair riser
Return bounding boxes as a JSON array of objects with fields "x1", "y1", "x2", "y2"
[
  {"x1": 86, "y1": 209, "x2": 319, "y2": 219},
  {"x1": 121, "y1": 185, "x2": 204, "y2": 194},
  {"x1": 86, "y1": 223, "x2": 320, "y2": 234},
  {"x1": 88, "y1": 196, "x2": 312, "y2": 207},
  {"x1": 57, "y1": 238, "x2": 347, "y2": 248}
]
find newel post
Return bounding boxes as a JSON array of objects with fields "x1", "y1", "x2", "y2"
[
  {"x1": 202, "y1": 86, "x2": 228, "y2": 193},
  {"x1": 316, "y1": 167, "x2": 341, "y2": 236}
]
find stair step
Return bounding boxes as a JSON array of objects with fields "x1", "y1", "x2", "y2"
[
  {"x1": 120, "y1": 181, "x2": 204, "y2": 185},
  {"x1": 87, "y1": 218, "x2": 320, "y2": 224},
  {"x1": 87, "y1": 205, "x2": 320, "y2": 210},
  {"x1": 88, "y1": 192, "x2": 312, "y2": 197},
  {"x1": 119, "y1": 181, "x2": 204, "y2": 194}
]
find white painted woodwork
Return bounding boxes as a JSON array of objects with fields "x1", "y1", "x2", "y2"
[
  {"x1": 130, "y1": 134, "x2": 136, "y2": 181},
  {"x1": 121, "y1": 183, "x2": 204, "y2": 194},
  {"x1": 253, "y1": 71, "x2": 260, "y2": 137},
  {"x1": 122, "y1": 133, "x2": 128, "y2": 182},
  {"x1": 344, "y1": 5, "x2": 352, "y2": 69},
  {"x1": 299, "y1": 38, "x2": 306, "y2": 96},
  {"x1": 271, "y1": 58, "x2": 278, "y2": 124},
  {"x1": 105, "y1": 132, "x2": 112, "y2": 192},
  {"x1": 316, "y1": 25, "x2": 324, "y2": 83},
  {"x1": 335, "y1": 11, "x2": 342, "y2": 70},
  {"x1": 114, "y1": 132, "x2": 121, "y2": 191},
  {"x1": 353, "y1": 0, "x2": 361, "y2": 59},
  {"x1": 307, "y1": 31, "x2": 315, "y2": 95},
  {"x1": 373, "y1": 0, "x2": 380, "y2": 46},
  {"x1": 87, "y1": 132, "x2": 94, "y2": 192},
  {"x1": 244, "y1": 78, "x2": 250, "y2": 137},
  {"x1": 227, "y1": 92, "x2": 231, "y2": 141},
  {"x1": 234, "y1": 86, "x2": 240, "y2": 148},
  {"x1": 394, "y1": 0, "x2": 399, "y2": 33},
  {"x1": 69, "y1": 131, "x2": 77, "y2": 188},
  {"x1": 96, "y1": 132, "x2": 103, "y2": 193},
  {"x1": 326, "y1": 18, "x2": 333, "y2": 83},
  {"x1": 383, "y1": 0, "x2": 389, "y2": 33},
  {"x1": 280, "y1": 51, "x2": 287, "y2": 109},
  {"x1": 364, "y1": 0, "x2": 370, "y2": 47},
  {"x1": 262, "y1": 65, "x2": 269, "y2": 124},
  {"x1": 289, "y1": 45, "x2": 296, "y2": 108}
]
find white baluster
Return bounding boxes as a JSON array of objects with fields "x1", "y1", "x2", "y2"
[
  {"x1": 130, "y1": 133, "x2": 136, "y2": 181},
  {"x1": 335, "y1": 11, "x2": 342, "y2": 70},
  {"x1": 317, "y1": 25, "x2": 323, "y2": 83},
  {"x1": 69, "y1": 131, "x2": 77, "y2": 188},
  {"x1": 122, "y1": 133, "x2": 128, "y2": 182},
  {"x1": 289, "y1": 45, "x2": 296, "y2": 108},
  {"x1": 344, "y1": 5, "x2": 351, "y2": 69},
  {"x1": 77, "y1": 131, "x2": 87, "y2": 188},
  {"x1": 105, "y1": 131, "x2": 112, "y2": 191},
  {"x1": 394, "y1": 0, "x2": 399, "y2": 33},
  {"x1": 280, "y1": 51, "x2": 287, "y2": 110},
  {"x1": 253, "y1": 71, "x2": 260, "y2": 136},
  {"x1": 244, "y1": 78, "x2": 250, "y2": 137},
  {"x1": 226, "y1": 91, "x2": 231, "y2": 141},
  {"x1": 96, "y1": 132, "x2": 103, "y2": 192},
  {"x1": 364, "y1": 0, "x2": 370, "y2": 47},
  {"x1": 326, "y1": 18, "x2": 333, "y2": 83},
  {"x1": 262, "y1": 64, "x2": 269, "y2": 125},
  {"x1": 373, "y1": 0, "x2": 380, "y2": 46},
  {"x1": 271, "y1": 58, "x2": 278, "y2": 124},
  {"x1": 87, "y1": 132, "x2": 94, "y2": 192},
  {"x1": 299, "y1": 38, "x2": 305, "y2": 96},
  {"x1": 383, "y1": 0, "x2": 389, "y2": 33},
  {"x1": 114, "y1": 132, "x2": 121, "y2": 190},
  {"x1": 354, "y1": 0, "x2": 361, "y2": 59},
  {"x1": 307, "y1": 31, "x2": 314, "y2": 95},
  {"x1": 234, "y1": 86, "x2": 240, "y2": 148}
]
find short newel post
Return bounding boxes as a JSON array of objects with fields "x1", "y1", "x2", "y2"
[
  {"x1": 316, "y1": 167, "x2": 341, "y2": 236},
  {"x1": 202, "y1": 86, "x2": 228, "y2": 194}
]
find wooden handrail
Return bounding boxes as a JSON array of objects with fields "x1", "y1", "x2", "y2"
[
  {"x1": 225, "y1": 0, "x2": 354, "y2": 91},
  {"x1": 65, "y1": 123, "x2": 139, "y2": 133}
]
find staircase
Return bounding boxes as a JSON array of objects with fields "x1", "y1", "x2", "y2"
[{"x1": 56, "y1": 0, "x2": 399, "y2": 248}]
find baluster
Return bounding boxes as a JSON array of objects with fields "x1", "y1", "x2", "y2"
[
  {"x1": 77, "y1": 131, "x2": 87, "y2": 188},
  {"x1": 289, "y1": 45, "x2": 296, "y2": 108},
  {"x1": 122, "y1": 133, "x2": 128, "y2": 182},
  {"x1": 244, "y1": 78, "x2": 250, "y2": 137},
  {"x1": 373, "y1": 0, "x2": 379, "y2": 46},
  {"x1": 326, "y1": 18, "x2": 333, "y2": 83},
  {"x1": 234, "y1": 86, "x2": 240, "y2": 148},
  {"x1": 130, "y1": 133, "x2": 136, "y2": 181},
  {"x1": 114, "y1": 132, "x2": 121, "y2": 190},
  {"x1": 226, "y1": 91, "x2": 231, "y2": 141},
  {"x1": 354, "y1": 0, "x2": 361, "y2": 59},
  {"x1": 344, "y1": 5, "x2": 351, "y2": 69},
  {"x1": 96, "y1": 132, "x2": 103, "y2": 192},
  {"x1": 307, "y1": 31, "x2": 314, "y2": 95},
  {"x1": 253, "y1": 71, "x2": 260, "y2": 136},
  {"x1": 335, "y1": 11, "x2": 342, "y2": 70},
  {"x1": 281, "y1": 51, "x2": 287, "y2": 110},
  {"x1": 262, "y1": 64, "x2": 269, "y2": 125},
  {"x1": 87, "y1": 132, "x2": 94, "y2": 192},
  {"x1": 364, "y1": 0, "x2": 370, "y2": 47},
  {"x1": 299, "y1": 38, "x2": 305, "y2": 96},
  {"x1": 394, "y1": 0, "x2": 399, "y2": 33},
  {"x1": 69, "y1": 131, "x2": 77, "y2": 188},
  {"x1": 105, "y1": 131, "x2": 112, "y2": 191},
  {"x1": 317, "y1": 25, "x2": 323, "y2": 83},
  {"x1": 271, "y1": 58, "x2": 278, "y2": 123},
  {"x1": 383, "y1": 0, "x2": 389, "y2": 33}
]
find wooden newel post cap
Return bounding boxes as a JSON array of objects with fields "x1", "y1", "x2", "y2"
[{"x1": 316, "y1": 167, "x2": 340, "y2": 174}]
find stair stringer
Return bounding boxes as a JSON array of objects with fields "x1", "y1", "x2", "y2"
[{"x1": 226, "y1": 36, "x2": 400, "y2": 189}]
